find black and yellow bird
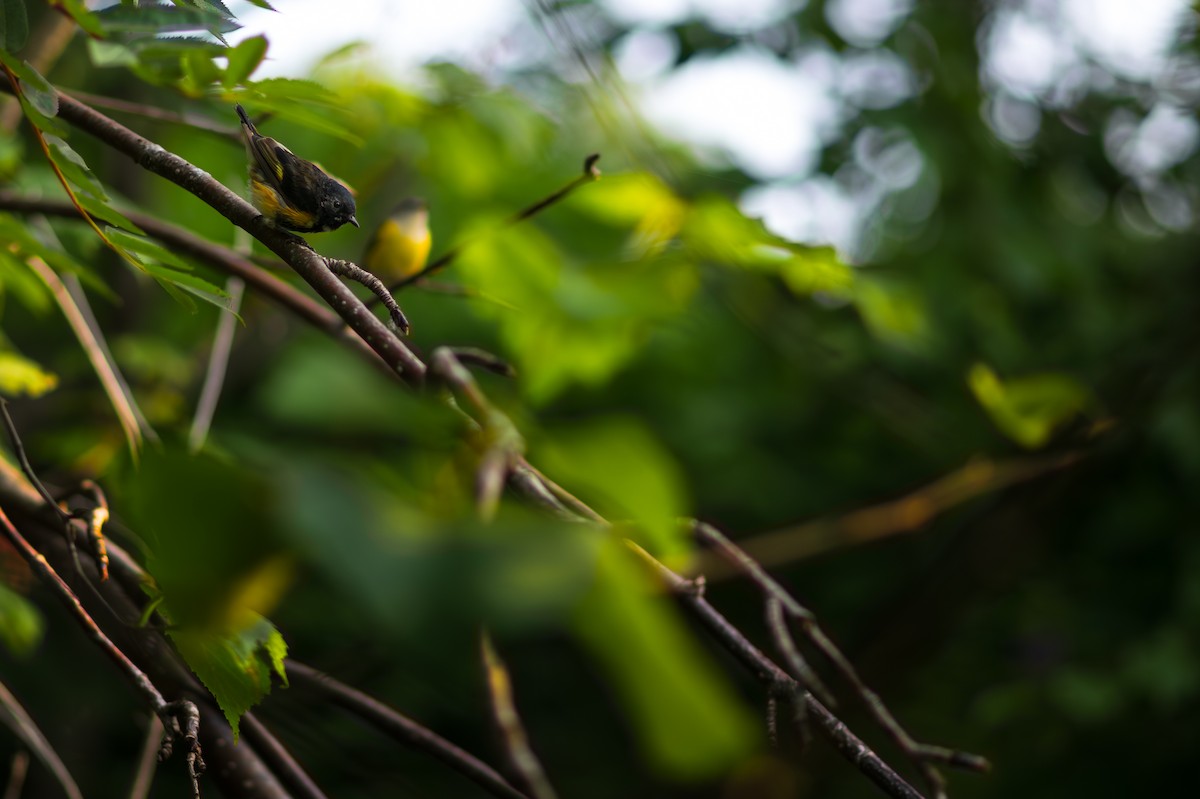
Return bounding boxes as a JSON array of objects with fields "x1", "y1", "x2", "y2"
[
  {"x1": 362, "y1": 197, "x2": 432, "y2": 284},
  {"x1": 235, "y1": 104, "x2": 359, "y2": 233}
]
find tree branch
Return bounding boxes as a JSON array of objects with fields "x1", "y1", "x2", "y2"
[
  {"x1": 285, "y1": 659, "x2": 530, "y2": 799},
  {"x1": 14, "y1": 84, "x2": 427, "y2": 385}
]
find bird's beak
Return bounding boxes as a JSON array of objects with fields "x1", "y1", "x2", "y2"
[{"x1": 349, "y1": 215, "x2": 359, "y2": 228}]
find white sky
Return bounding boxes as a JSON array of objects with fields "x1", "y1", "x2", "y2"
[{"x1": 228, "y1": 0, "x2": 1194, "y2": 254}]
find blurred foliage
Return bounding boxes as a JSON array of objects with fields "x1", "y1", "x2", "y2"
[{"x1": 0, "y1": 0, "x2": 1198, "y2": 798}]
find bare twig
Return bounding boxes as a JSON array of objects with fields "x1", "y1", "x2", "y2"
[
  {"x1": 709, "y1": 453, "x2": 1081, "y2": 574},
  {"x1": 285, "y1": 660, "x2": 529, "y2": 799},
  {"x1": 429, "y1": 348, "x2": 524, "y2": 521},
  {"x1": 2, "y1": 751, "x2": 28, "y2": 799},
  {"x1": 25, "y1": 257, "x2": 150, "y2": 454},
  {"x1": 379, "y1": 153, "x2": 601, "y2": 297},
  {"x1": 0, "y1": 405, "x2": 204, "y2": 796},
  {"x1": 481, "y1": 633, "x2": 557, "y2": 799},
  {"x1": 0, "y1": 680, "x2": 83, "y2": 799},
  {"x1": 238, "y1": 713, "x2": 328, "y2": 799},
  {"x1": 692, "y1": 520, "x2": 990, "y2": 799},
  {"x1": 189, "y1": 276, "x2": 246, "y2": 452},
  {"x1": 325, "y1": 258, "x2": 410, "y2": 335},
  {"x1": 128, "y1": 715, "x2": 164, "y2": 799},
  {"x1": 624, "y1": 539, "x2": 926, "y2": 799}
]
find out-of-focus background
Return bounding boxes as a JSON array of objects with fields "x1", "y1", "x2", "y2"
[{"x1": 2, "y1": 0, "x2": 1199, "y2": 797}]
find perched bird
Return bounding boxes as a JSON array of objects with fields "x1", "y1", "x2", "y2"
[
  {"x1": 235, "y1": 104, "x2": 359, "y2": 233},
  {"x1": 362, "y1": 197, "x2": 432, "y2": 284}
]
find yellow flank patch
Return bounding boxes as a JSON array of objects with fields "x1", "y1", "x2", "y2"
[
  {"x1": 250, "y1": 180, "x2": 283, "y2": 217},
  {"x1": 250, "y1": 180, "x2": 319, "y2": 231},
  {"x1": 365, "y1": 219, "x2": 432, "y2": 280}
]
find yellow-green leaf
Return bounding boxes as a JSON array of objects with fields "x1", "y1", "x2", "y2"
[
  {"x1": 968, "y1": 363, "x2": 1091, "y2": 448},
  {"x1": 0, "y1": 351, "x2": 58, "y2": 397}
]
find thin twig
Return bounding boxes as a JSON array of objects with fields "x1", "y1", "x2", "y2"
[
  {"x1": 692, "y1": 521, "x2": 990, "y2": 798},
  {"x1": 325, "y1": 258, "x2": 410, "y2": 335},
  {"x1": 25, "y1": 257, "x2": 148, "y2": 454},
  {"x1": 189, "y1": 276, "x2": 245, "y2": 452},
  {"x1": 625, "y1": 540, "x2": 926, "y2": 799},
  {"x1": 709, "y1": 453, "x2": 1081, "y2": 573},
  {"x1": 430, "y1": 348, "x2": 523, "y2": 521},
  {"x1": 285, "y1": 660, "x2": 529, "y2": 799},
  {"x1": 238, "y1": 713, "x2": 328, "y2": 799},
  {"x1": 61, "y1": 90, "x2": 242, "y2": 139},
  {"x1": 378, "y1": 153, "x2": 601, "y2": 298},
  {"x1": 0, "y1": 680, "x2": 82, "y2": 799},
  {"x1": 481, "y1": 633, "x2": 558, "y2": 799},
  {"x1": 128, "y1": 715, "x2": 163, "y2": 799},
  {"x1": 0, "y1": 405, "x2": 204, "y2": 797},
  {"x1": 1, "y1": 751, "x2": 28, "y2": 799},
  {"x1": 62, "y1": 273, "x2": 160, "y2": 444}
]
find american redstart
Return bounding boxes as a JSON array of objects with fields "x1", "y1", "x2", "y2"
[
  {"x1": 362, "y1": 197, "x2": 431, "y2": 282},
  {"x1": 235, "y1": 104, "x2": 359, "y2": 233}
]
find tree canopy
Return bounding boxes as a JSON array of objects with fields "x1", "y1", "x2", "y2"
[{"x1": 1, "y1": 1, "x2": 1198, "y2": 798}]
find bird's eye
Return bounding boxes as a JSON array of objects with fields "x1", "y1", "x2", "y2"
[{"x1": 332, "y1": 199, "x2": 342, "y2": 209}]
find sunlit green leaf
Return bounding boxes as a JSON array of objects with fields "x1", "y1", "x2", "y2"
[
  {"x1": 169, "y1": 615, "x2": 287, "y2": 741},
  {"x1": 86, "y1": 39, "x2": 139, "y2": 68},
  {"x1": 538, "y1": 418, "x2": 690, "y2": 566},
  {"x1": 0, "y1": 351, "x2": 58, "y2": 397},
  {"x1": 573, "y1": 542, "x2": 757, "y2": 777},
  {"x1": 854, "y1": 276, "x2": 929, "y2": 347},
  {"x1": 0, "y1": 582, "x2": 42, "y2": 657},
  {"x1": 223, "y1": 35, "x2": 267, "y2": 87},
  {"x1": 233, "y1": 79, "x2": 362, "y2": 144},
  {"x1": 968, "y1": 363, "x2": 1091, "y2": 448}
]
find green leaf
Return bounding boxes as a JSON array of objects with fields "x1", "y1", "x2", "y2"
[
  {"x1": 572, "y1": 542, "x2": 757, "y2": 777},
  {"x1": 223, "y1": 34, "x2": 267, "y2": 87},
  {"x1": 1, "y1": 0, "x2": 29, "y2": 52},
  {"x1": 121, "y1": 447, "x2": 285, "y2": 630},
  {"x1": 179, "y1": 48, "x2": 223, "y2": 95},
  {"x1": 537, "y1": 418, "x2": 690, "y2": 566},
  {"x1": 968, "y1": 363, "x2": 1091, "y2": 449},
  {"x1": 0, "y1": 248, "x2": 51, "y2": 313},
  {"x1": 853, "y1": 276, "x2": 930, "y2": 348},
  {"x1": 234, "y1": 80, "x2": 363, "y2": 144},
  {"x1": 73, "y1": 191, "x2": 145, "y2": 234},
  {"x1": 106, "y1": 228, "x2": 234, "y2": 312},
  {"x1": 0, "y1": 53, "x2": 58, "y2": 119},
  {"x1": 0, "y1": 351, "x2": 58, "y2": 397},
  {"x1": 169, "y1": 615, "x2": 288, "y2": 741},
  {"x1": 45, "y1": 135, "x2": 105, "y2": 198},
  {"x1": 278, "y1": 460, "x2": 600, "y2": 634},
  {"x1": 86, "y1": 39, "x2": 139, "y2": 68},
  {"x1": 95, "y1": 3, "x2": 241, "y2": 35},
  {"x1": 0, "y1": 582, "x2": 43, "y2": 656},
  {"x1": 243, "y1": 0, "x2": 276, "y2": 9}
]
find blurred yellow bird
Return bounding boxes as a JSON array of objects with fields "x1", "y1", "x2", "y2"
[{"x1": 363, "y1": 197, "x2": 432, "y2": 284}]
